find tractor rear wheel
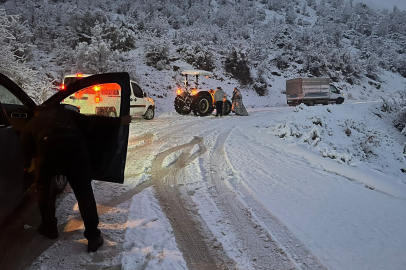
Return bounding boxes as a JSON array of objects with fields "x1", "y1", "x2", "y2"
[{"x1": 195, "y1": 95, "x2": 212, "y2": 116}]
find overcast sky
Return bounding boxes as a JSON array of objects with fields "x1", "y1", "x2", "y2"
[{"x1": 353, "y1": 0, "x2": 406, "y2": 11}]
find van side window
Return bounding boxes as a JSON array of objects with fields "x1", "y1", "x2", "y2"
[{"x1": 131, "y1": 82, "x2": 143, "y2": 98}]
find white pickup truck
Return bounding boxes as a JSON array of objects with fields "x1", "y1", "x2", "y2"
[
  {"x1": 286, "y1": 78, "x2": 345, "y2": 106},
  {"x1": 61, "y1": 74, "x2": 155, "y2": 119}
]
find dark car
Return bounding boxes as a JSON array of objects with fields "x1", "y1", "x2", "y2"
[{"x1": 0, "y1": 72, "x2": 131, "y2": 225}]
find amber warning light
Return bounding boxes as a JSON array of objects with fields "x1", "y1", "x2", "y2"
[
  {"x1": 177, "y1": 89, "x2": 182, "y2": 95},
  {"x1": 77, "y1": 73, "x2": 83, "y2": 77}
]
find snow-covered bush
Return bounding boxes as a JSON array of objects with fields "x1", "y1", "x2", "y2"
[
  {"x1": 293, "y1": 103, "x2": 307, "y2": 112},
  {"x1": 396, "y1": 55, "x2": 406, "y2": 78},
  {"x1": 275, "y1": 53, "x2": 290, "y2": 70},
  {"x1": 7, "y1": 19, "x2": 33, "y2": 61},
  {"x1": 177, "y1": 44, "x2": 215, "y2": 71},
  {"x1": 393, "y1": 106, "x2": 406, "y2": 132},
  {"x1": 224, "y1": 47, "x2": 252, "y2": 85},
  {"x1": 359, "y1": 134, "x2": 380, "y2": 159},
  {"x1": 145, "y1": 13, "x2": 171, "y2": 37},
  {"x1": 303, "y1": 127, "x2": 321, "y2": 146},
  {"x1": 74, "y1": 24, "x2": 120, "y2": 74},
  {"x1": 0, "y1": 9, "x2": 38, "y2": 91},
  {"x1": 285, "y1": 7, "x2": 297, "y2": 24},
  {"x1": 102, "y1": 21, "x2": 137, "y2": 52},
  {"x1": 380, "y1": 90, "x2": 406, "y2": 133},
  {"x1": 272, "y1": 122, "x2": 302, "y2": 139},
  {"x1": 26, "y1": 79, "x2": 56, "y2": 105},
  {"x1": 253, "y1": 63, "x2": 268, "y2": 96},
  {"x1": 145, "y1": 37, "x2": 170, "y2": 70},
  {"x1": 321, "y1": 148, "x2": 352, "y2": 164}
]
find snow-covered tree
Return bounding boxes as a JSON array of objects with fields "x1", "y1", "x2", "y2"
[
  {"x1": 75, "y1": 24, "x2": 119, "y2": 73},
  {"x1": 285, "y1": 7, "x2": 297, "y2": 25},
  {"x1": 0, "y1": 9, "x2": 54, "y2": 104}
]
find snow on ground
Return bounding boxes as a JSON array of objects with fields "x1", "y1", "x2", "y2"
[
  {"x1": 121, "y1": 187, "x2": 187, "y2": 270},
  {"x1": 223, "y1": 105, "x2": 406, "y2": 270},
  {"x1": 267, "y1": 102, "x2": 406, "y2": 198},
  {"x1": 30, "y1": 187, "x2": 187, "y2": 270}
]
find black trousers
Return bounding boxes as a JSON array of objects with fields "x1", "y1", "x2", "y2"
[
  {"x1": 35, "y1": 133, "x2": 100, "y2": 240},
  {"x1": 215, "y1": 101, "x2": 223, "y2": 116}
]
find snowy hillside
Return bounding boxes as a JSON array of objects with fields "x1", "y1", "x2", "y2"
[{"x1": 0, "y1": 0, "x2": 405, "y2": 108}]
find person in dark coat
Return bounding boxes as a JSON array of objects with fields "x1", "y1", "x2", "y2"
[
  {"x1": 214, "y1": 87, "x2": 226, "y2": 117},
  {"x1": 20, "y1": 105, "x2": 131, "y2": 252}
]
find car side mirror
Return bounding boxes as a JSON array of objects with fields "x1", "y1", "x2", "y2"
[{"x1": 143, "y1": 92, "x2": 147, "y2": 98}]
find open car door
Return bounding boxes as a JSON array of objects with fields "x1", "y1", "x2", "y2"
[{"x1": 44, "y1": 73, "x2": 131, "y2": 184}]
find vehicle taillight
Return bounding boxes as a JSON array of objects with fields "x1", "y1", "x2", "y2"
[{"x1": 61, "y1": 84, "x2": 65, "y2": 90}]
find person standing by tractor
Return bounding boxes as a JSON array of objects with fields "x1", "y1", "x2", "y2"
[
  {"x1": 20, "y1": 105, "x2": 131, "y2": 252},
  {"x1": 231, "y1": 87, "x2": 249, "y2": 116},
  {"x1": 214, "y1": 87, "x2": 226, "y2": 117}
]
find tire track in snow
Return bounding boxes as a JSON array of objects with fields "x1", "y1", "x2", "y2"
[
  {"x1": 225, "y1": 128, "x2": 328, "y2": 270},
  {"x1": 148, "y1": 136, "x2": 231, "y2": 270},
  {"x1": 125, "y1": 117, "x2": 224, "y2": 179},
  {"x1": 207, "y1": 128, "x2": 296, "y2": 270}
]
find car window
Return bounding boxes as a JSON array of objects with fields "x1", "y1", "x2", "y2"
[
  {"x1": 61, "y1": 83, "x2": 122, "y2": 117},
  {"x1": 131, "y1": 82, "x2": 143, "y2": 98},
  {"x1": 0, "y1": 85, "x2": 23, "y2": 105}
]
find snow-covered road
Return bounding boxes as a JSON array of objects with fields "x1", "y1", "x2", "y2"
[{"x1": 3, "y1": 103, "x2": 406, "y2": 270}]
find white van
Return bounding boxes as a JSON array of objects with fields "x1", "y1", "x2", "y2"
[
  {"x1": 286, "y1": 78, "x2": 345, "y2": 106},
  {"x1": 61, "y1": 74, "x2": 155, "y2": 120}
]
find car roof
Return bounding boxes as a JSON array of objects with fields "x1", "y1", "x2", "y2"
[{"x1": 181, "y1": 70, "x2": 213, "y2": 76}]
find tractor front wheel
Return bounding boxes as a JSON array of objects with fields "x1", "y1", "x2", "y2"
[{"x1": 174, "y1": 97, "x2": 191, "y2": 115}]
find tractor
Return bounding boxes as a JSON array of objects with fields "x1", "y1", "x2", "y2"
[{"x1": 174, "y1": 70, "x2": 232, "y2": 116}]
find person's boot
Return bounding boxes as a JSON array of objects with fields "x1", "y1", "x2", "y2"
[
  {"x1": 38, "y1": 217, "x2": 58, "y2": 239},
  {"x1": 87, "y1": 235, "x2": 103, "y2": 252}
]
